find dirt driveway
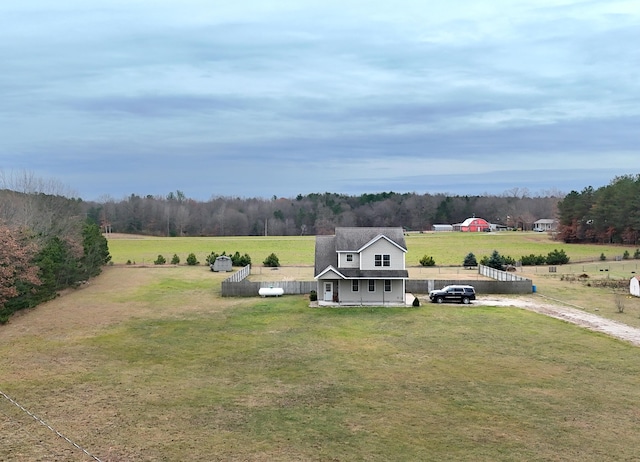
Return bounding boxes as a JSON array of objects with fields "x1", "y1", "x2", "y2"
[{"x1": 478, "y1": 295, "x2": 640, "y2": 346}]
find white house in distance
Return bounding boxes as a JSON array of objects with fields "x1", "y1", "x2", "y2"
[
  {"x1": 631, "y1": 276, "x2": 640, "y2": 297},
  {"x1": 314, "y1": 227, "x2": 408, "y2": 306},
  {"x1": 533, "y1": 219, "x2": 557, "y2": 232}
]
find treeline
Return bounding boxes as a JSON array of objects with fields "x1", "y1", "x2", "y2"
[
  {"x1": 89, "y1": 190, "x2": 561, "y2": 236},
  {"x1": 557, "y1": 174, "x2": 640, "y2": 245},
  {"x1": 0, "y1": 189, "x2": 111, "y2": 323}
]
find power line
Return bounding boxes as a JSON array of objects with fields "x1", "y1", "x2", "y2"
[{"x1": 0, "y1": 389, "x2": 103, "y2": 462}]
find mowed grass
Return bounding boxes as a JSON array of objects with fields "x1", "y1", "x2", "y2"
[
  {"x1": 2, "y1": 267, "x2": 640, "y2": 461},
  {"x1": 107, "y1": 231, "x2": 639, "y2": 267},
  {"x1": 106, "y1": 234, "x2": 317, "y2": 266}
]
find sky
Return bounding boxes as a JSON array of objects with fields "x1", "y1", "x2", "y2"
[{"x1": 1, "y1": 1, "x2": 638, "y2": 201}]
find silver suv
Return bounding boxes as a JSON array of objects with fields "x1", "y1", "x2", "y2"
[{"x1": 429, "y1": 285, "x2": 476, "y2": 304}]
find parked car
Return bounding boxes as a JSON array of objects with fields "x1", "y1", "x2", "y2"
[{"x1": 429, "y1": 285, "x2": 476, "y2": 304}]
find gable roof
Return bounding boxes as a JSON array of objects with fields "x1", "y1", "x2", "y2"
[
  {"x1": 460, "y1": 217, "x2": 489, "y2": 227},
  {"x1": 314, "y1": 227, "x2": 408, "y2": 278},
  {"x1": 334, "y1": 227, "x2": 407, "y2": 252}
]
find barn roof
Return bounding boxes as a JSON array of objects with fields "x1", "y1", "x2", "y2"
[{"x1": 460, "y1": 217, "x2": 488, "y2": 226}]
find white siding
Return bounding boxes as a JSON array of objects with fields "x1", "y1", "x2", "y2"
[
  {"x1": 338, "y1": 252, "x2": 360, "y2": 268},
  {"x1": 337, "y1": 279, "x2": 405, "y2": 304},
  {"x1": 360, "y1": 238, "x2": 405, "y2": 270}
]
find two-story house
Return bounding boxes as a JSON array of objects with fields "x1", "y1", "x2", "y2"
[{"x1": 314, "y1": 227, "x2": 409, "y2": 306}]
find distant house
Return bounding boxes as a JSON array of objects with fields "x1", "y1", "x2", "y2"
[
  {"x1": 631, "y1": 276, "x2": 640, "y2": 297},
  {"x1": 314, "y1": 227, "x2": 408, "y2": 306},
  {"x1": 455, "y1": 217, "x2": 490, "y2": 232},
  {"x1": 533, "y1": 219, "x2": 557, "y2": 232},
  {"x1": 432, "y1": 224, "x2": 454, "y2": 232}
]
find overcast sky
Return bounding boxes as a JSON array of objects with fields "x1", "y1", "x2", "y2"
[{"x1": 1, "y1": 1, "x2": 638, "y2": 201}]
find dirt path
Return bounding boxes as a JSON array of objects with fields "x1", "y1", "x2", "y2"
[{"x1": 479, "y1": 295, "x2": 640, "y2": 346}]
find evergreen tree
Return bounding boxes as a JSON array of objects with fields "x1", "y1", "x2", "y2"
[
  {"x1": 463, "y1": 252, "x2": 477, "y2": 267},
  {"x1": 486, "y1": 250, "x2": 505, "y2": 270},
  {"x1": 80, "y1": 221, "x2": 111, "y2": 278},
  {"x1": 186, "y1": 253, "x2": 198, "y2": 265},
  {"x1": 263, "y1": 253, "x2": 280, "y2": 267}
]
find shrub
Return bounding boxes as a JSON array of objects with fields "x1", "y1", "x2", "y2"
[
  {"x1": 463, "y1": 253, "x2": 477, "y2": 268},
  {"x1": 171, "y1": 254, "x2": 180, "y2": 265},
  {"x1": 615, "y1": 293, "x2": 625, "y2": 313},
  {"x1": 623, "y1": 250, "x2": 630, "y2": 260},
  {"x1": 634, "y1": 249, "x2": 640, "y2": 259},
  {"x1": 186, "y1": 253, "x2": 199, "y2": 265},
  {"x1": 309, "y1": 290, "x2": 317, "y2": 301},
  {"x1": 503, "y1": 255, "x2": 516, "y2": 266},
  {"x1": 547, "y1": 249, "x2": 570, "y2": 265},
  {"x1": 419, "y1": 255, "x2": 436, "y2": 267},
  {"x1": 521, "y1": 254, "x2": 547, "y2": 266},
  {"x1": 263, "y1": 253, "x2": 280, "y2": 267},
  {"x1": 600, "y1": 252, "x2": 607, "y2": 261},
  {"x1": 154, "y1": 254, "x2": 166, "y2": 265},
  {"x1": 126, "y1": 259, "x2": 132, "y2": 265},
  {"x1": 231, "y1": 251, "x2": 252, "y2": 267}
]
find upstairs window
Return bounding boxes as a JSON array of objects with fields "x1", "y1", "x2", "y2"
[
  {"x1": 375, "y1": 254, "x2": 391, "y2": 267},
  {"x1": 346, "y1": 254, "x2": 353, "y2": 262}
]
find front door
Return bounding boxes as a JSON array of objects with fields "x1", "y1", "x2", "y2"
[{"x1": 323, "y1": 282, "x2": 333, "y2": 301}]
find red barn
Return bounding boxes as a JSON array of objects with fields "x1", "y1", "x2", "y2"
[{"x1": 459, "y1": 217, "x2": 490, "y2": 232}]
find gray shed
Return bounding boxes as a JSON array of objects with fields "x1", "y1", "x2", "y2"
[{"x1": 211, "y1": 255, "x2": 233, "y2": 272}]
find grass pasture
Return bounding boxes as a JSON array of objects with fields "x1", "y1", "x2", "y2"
[
  {"x1": 106, "y1": 231, "x2": 639, "y2": 268},
  {"x1": 2, "y1": 266, "x2": 640, "y2": 461}
]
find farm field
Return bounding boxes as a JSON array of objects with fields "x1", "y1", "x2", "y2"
[
  {"x1": 106, "y1": 231, "x2": 639, "y2": 268},
  {"x1": 2, "y1": 266, "x2": 640, "y2": 461}
]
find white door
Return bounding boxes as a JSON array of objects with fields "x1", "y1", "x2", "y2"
[{"x1": 323, "y1": 282, "x2": 333, "y2": 301}]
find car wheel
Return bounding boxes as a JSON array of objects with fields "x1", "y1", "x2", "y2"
[
  {"x1": 436, "y1": 297, "x2": 444, "y2": 304},
  {"x1": 462, "y1": 297, "x2": 470, "y2": 304}
]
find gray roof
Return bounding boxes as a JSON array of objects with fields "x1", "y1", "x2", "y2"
[
  {"x1": 314, "y1": 227, "x2": 407, "y2": 278},
  {"x1": 314, "y1": 235, "x2": 337, "y2": 276},
  {"x1": 334, "y1": 227, "x2": 407, "y2": 252}
]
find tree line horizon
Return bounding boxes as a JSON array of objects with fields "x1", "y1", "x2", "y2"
[{"x1": 86, "y1": 189, "x2": 562, "y2": 237}]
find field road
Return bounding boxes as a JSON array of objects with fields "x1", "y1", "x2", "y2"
[{"x1": 479, "y1": 295, "x2": 640, "y2": 347}]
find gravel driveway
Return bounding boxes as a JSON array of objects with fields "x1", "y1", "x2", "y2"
[{"x1": 478, "y1": 295, "x2": 640, "y2": 347}]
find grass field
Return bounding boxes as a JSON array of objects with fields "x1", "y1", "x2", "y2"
[
  {"x1": 2, "y1": 266, "x2": 640, "y2": 461},
  {"x1": 106, "y1": 231, "x2": 639, "y2": 268},
  {"x1": 2, "y1": 233, "x2": 640, "y2": 460}
]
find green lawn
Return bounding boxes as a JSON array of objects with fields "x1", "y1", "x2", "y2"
[{"x1": 107, "y1": 232, "x2": 639, "y2": 267}]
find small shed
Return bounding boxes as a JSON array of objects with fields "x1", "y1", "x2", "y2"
[
  {"x1": 432, "y1": 224, "x2": 453, "y2": 232},
  {"x1": 630, "y1": 276, "x2": 640, "y2": 297},
  {"x1": 211, "y1": 255, "x2": 233, "y2": 272}
]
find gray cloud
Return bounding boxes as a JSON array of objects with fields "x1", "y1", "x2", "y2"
[{"x1": 0, "y1": 0, "x2": 638, "y2": 200}]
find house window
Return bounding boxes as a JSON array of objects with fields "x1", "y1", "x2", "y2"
[
  {"x1": 368, "y1": 280, "x2": 375, "y2": 292},
  {"x1": 375, "y1": 254, "x2": 391, "y2": 267},
  {"x1": 352, "y1": 280, "x2": 359, "y2": 292},
  {"x1": 384, "y1": 280, "x2": 391, "y2": 292},
  {"x1": 346, "y1": 254, "x2": 353, "y2": 262}
]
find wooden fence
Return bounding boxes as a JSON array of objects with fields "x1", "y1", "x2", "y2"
[
  {"x1": 220, "y1": 264, "x2": 531, "y2": 297},
  {"x1": 221, "y1": 280, "x2": 317, "y2": 297}
]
